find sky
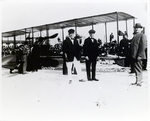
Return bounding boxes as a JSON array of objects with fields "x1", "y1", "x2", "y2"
[{"x1": 0, "y1": 0, "x2": 149, "y2": 44}]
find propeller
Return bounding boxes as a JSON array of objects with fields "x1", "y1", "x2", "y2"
[
  {"x1": 44, "y1": 33, "x2": 58, "y2": 39},
  {"x1": 118, "y1": 30, "x2": 125, "y2": 36}
]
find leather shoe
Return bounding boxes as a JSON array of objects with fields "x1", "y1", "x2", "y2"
[
  {"x1": 10, "y1": 69, "x2": 13, "y2": 73},
  {"x1": 136, "y1": 83, "x2": 142, "y2": 86},
  {"x1": 88, "y1": 78, "x2": 93, "y2": 81},
  {"x1": 93, "y1": 78, "x2": 99, "y2": 81},
  {"x1": 131, "y1": 83, "x2": 137, "y2": 85},
  {"x1": 79, "y1": 79, "x2": 86, "y2": 82},
  {"x1": 129, "y1": 72, "x2": 134, "y2": 74}
]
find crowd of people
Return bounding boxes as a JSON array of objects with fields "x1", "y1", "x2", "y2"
[
  {"x1": 2, "y1": 44, "x2": 16, "y2": 56},
  {"x1": 9, "y1": 42, "x2": 30, "y2": 74},
  {"x1": 4, "y1": 22, "x2": 147, "y2": 86}
]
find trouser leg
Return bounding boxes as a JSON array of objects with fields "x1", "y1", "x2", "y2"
[
  {"x1": 143, "y1": 48, "x2": 147, "y2": 70},
  {"x1": 19, "y1": 63, "x2": 23, "y2": 74},
  {"x1": 92, "y1": 60, "x2": 96, "y2": 79},
  {"x1": 142, "y1": 59, "x2": 147, "y2": 70},
  {"x1": 124, "y1": 58, "x2": 127, "y2": 67},
  {"x1": 125, "y1": 57, "x2": 130, "y2": 67},
  {"x1": 74, "y1": 58, "x2": 82, "y2": 80},
  {"x1": 66, "y1": 62, "x2": 73, "y2": 80},
  {"x1": 63, "y1": 58, "x2": 67, "y2": 75},
  {"x1": 22, "y1": 55, "x2": 27, "y2": 74},
  {"x1": 133, "y1": 60, "x2": 143, "y2": 84},
  {"x1": 86, "y1": 60, "x2": 91, "y2": 79},
  {"x1": 130, "y1": 58, "x2": 134, "y2": 73}
]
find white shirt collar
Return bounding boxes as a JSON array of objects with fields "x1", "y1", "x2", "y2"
[{"x1": 69, "y1": 37, "x2": 74, "y2": 44}]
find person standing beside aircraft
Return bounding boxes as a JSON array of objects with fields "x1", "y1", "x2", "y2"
[
  {"x1": 83, "y1": 29, "x2": 99, "y2": 81},
  {"x1": 119, "y1": 32, "x2": 131, "y2": 67},
  {"x1": 19, "y1": 42, "x2": 30, "y2": 74},
  {"x1": 130, "y1": 23, "x2": 147, "y2": 86},
  {"x1": 63, "y1": 29, "x2": 85, "y2": 82},
  {"x1": 31, "y1": 41, "x2": 40, "y2": 72}
]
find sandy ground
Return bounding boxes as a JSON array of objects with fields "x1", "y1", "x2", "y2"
[{"x1": 1, "y1": 63, "x2": 149, "y2": 121}]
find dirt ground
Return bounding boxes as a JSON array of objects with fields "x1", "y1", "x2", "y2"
[{"x1": 1, "y1": 63, "x2": 149, "y2": 121}]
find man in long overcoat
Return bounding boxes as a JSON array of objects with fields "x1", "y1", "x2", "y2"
[
  {"x1": 131, "y1": 23, "x2": 147, "y2": 86},
  {"x1": 31, "y1": 41, "x2": 40, "y2": 72}
]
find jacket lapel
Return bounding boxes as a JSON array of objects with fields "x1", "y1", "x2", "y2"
[{"x1": 67, "y1": 37, "x2": 73, "y2": 45}]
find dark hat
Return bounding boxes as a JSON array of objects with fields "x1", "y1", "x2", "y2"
[
  {"x1": 133, "y1": 23, "x2": 143, "y2": 28},
  {"x1": 68, "y1": 29, "x2": 75, "y2": 34},
  {"x1": 89, "y1": 29, "x2": 96, "y2": 34},
  {"x1": 118, "y1": 30, "x2": 124, "y2": 36}
]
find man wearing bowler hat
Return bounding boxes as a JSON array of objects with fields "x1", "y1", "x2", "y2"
[
  {"x1": 83, "y1": 29, "x2": 99, "y2": 81},
  {"x1": 130, "y1": 23, "x2": 147, "y2": 86},
  {"x1": 63, "y1": 29, "x2": 85, "y2": 82}
]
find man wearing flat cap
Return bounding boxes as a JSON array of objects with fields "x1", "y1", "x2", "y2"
[
  {"x1": 63, "y1": 29, "x2": 85, "y2": 82},
  {"x1": 83, "y1": 29, "x2": 99, "y2": 81},
  {"x1": 130, "y1": 23, "x2": 147, "y2": 86}
]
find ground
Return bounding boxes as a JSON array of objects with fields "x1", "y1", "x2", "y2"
[{"x1": 1, "y1": 62, "x2": 149, "y2": 121}]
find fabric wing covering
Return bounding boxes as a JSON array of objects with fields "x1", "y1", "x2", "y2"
[{"x1": 2, "y1": 12, "x2": 135, "y2": 37}]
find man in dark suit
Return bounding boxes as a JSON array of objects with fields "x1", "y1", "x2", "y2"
[
  {"x1": 119, "y1": 32, "x2": 131, "y2": 67},
  {"x1": 31, "y1": 41, "x2": 40, "y2": 72},
  {"x1": 63, "y1": 29, "x2": 85, "y2": 82},
  {"x1": 131, "y1": 23, "x2": 147, "y2": 86},
  {"x1": 83, "y1": 29, "x2": 99, "y2": 81}
]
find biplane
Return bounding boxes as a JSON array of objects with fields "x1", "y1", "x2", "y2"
[{"x1": 2, "y1": 11, "x2": 136, "y2": 73}]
